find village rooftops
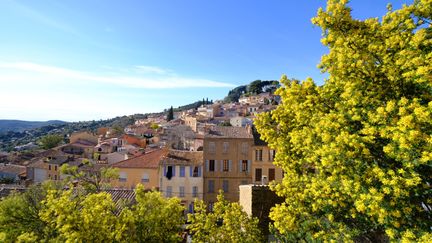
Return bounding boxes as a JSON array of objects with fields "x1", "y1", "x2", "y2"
[
  {"x1": 112, "y1": 148, "x2": 167, "y2": 169},
  {"x1": 205, "y1": 126, "x2": 253, "y2": 139}
]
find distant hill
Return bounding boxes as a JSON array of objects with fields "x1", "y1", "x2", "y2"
[
  {"x1": 0, "y1": 120, "x2": 67, "y2": 133},
  {"x1": 224, "y1": 80, "x2": 279, "y2": 103}
]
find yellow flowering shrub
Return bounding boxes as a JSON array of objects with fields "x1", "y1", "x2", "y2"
[{"x1": 255, "y1": 0, "x2": 432, "y2": 241}]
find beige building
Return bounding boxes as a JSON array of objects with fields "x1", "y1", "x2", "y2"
[
  {"x1": 111, "y1": 149, "x2": 167, "y2": 190},
  {"x1": 251, "y1": 129, "x2": 283, "y2": 185},
  {"x1": 203, "y1": 126, "x2": 254, "y2": 207},
  {"x1": 159, "y1": 150, "x2": 203, "y2": 214}
]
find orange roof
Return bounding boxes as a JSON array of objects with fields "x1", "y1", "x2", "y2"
[{"x1": 112, "y1": 149, "x2": 167, "y2": 169}]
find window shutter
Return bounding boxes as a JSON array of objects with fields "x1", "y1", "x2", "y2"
[
  {"x1": 163, "y1": 166, "x2": 166, "y2": 176},
  {"x1": 205, "y1": 160, "x2": 209, "y2": 172},
  {"x1": 229, "y1": 160, "x2": 232, "y2": 172},
  {"x1": 172, "y1": 166, "x2": 176, "y2": 177},
  {"x1": 198, "y1": 166, "x2": 202, "y2": 177},
  {"x1": 239, "y1": 160, "x2": 242, "y2": 172},
  {"x1": 247, "y1": 160, "x2": 251, "y2": 173},
  {"x1": 220, "y1": 160, "x2": 224, "y2": 172},
  {"x1": 190, "y1": 166, "x2": 193, "y2": 177},
  {"x1": 214, "y1": 160, "x2": 218, "y2": 172}
]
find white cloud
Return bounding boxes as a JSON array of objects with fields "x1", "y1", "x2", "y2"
[
  {"x1": 0, "y1": 62, "x2": 235, "y2": 89},
  {"x1": 134, "y1": 65, "x2": 171, "y2": 75}
]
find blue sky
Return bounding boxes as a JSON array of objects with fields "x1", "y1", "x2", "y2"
[{"x1": 0, "y1": 0, "x2": 411, "y2": 121}]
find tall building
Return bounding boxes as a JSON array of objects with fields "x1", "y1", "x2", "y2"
[{"x1": 203, "y1": 126, "x2": 254, "y2": 207}]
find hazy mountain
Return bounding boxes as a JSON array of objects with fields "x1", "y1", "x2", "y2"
[{"x1": 0, "y1": 120, "x2": 67, "y2": 133}]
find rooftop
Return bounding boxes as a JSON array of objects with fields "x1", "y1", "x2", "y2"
[
  {"x1": 112, "y1": 148, "x2": 167, "y2": 169},
  {"x1": 205, "y1": 126, "x2": 253, "y2": 139}
]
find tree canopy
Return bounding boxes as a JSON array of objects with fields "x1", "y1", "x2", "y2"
[
  {"x1": 187, "y1": 192, "x2": 263, "y2": 242},
  {"x1": 0, "y1": 184, "x2": 185, "y2": 242},
  {"x1": 255, "y1": 0, "x2": 432, "y2": 241},
  {"x1": 38, "y1": 134, "x2": 63, "y2": 149}
]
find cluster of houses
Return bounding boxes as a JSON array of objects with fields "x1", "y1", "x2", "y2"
[{"x1": 0, "y1": 92, "x2": 283, "y2": 213}]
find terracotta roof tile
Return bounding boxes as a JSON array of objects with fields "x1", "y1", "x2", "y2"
[{"x1": 112, "y1": 149, "x2": 167, "y2": 168}]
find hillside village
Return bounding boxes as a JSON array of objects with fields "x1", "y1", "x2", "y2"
[{"x1": 0, "y1": 82, "x2": 282, "y2": 216}]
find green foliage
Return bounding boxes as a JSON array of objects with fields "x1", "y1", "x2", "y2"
[
  {"x1": 0, "y1": 184, "x2": 53, "y2": 242},
  {"x1": 224, "y1": 85, "x2": 247, "y2": 103},
  {"x1": 187, "y1": 192, "x2": 263, "y2": 242},
  {"x1": 39, "y1": 189, "x2": 119, "y2": 242},
  {"x1": 248, "y1": 80, "x2": 264, "y2": 94},
  {"x1": 38, "y1": 134, "x2": 63, "y2": 149},
  {"x1": 167, "y1": 106, "x2": 174, "y2": 121},
  {"x1": 124, "y1": 185, "x2": 185, "y2": 242},
  {"x1": 150, "y1": 123, "x2": 159, "y2": 130},
  {"x1": 255, "y1": 0, "x2": 432, "y2": 241},
  {"x1": 0, "y1": 184, "x2": 185, "y2": 242},
  {"x1": 60, "y1": 160, "x2": 119, "y2": 192}
]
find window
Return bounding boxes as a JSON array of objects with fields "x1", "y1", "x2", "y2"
[
  {"x1": 241, "y1": 160, "x2": 248, "y2": 172},
  {"x1": 193, "y1": 166, "x2": 199, "y2": 177},
  {"x1": 209, "y1": 160, "x2": 215, "y2": 172},
  {"x1": 223, "y1": 160, "x2": 229, "y2": 172},
  {"x1": 166, "y1": 186, "x2": 172, "y2": 197},
  {"x1": 54, "y1": 175, "x2": 57, "y2": 180},
  {"x1": 119, "y1": 172, "x2": 127, "y2": 182},
  {"x1": 165, "y1": 165, "x2": 175, "y2": 179},
  {"x1": 48, "y1": 165, "x2": 51, "y2": 170},
  {"x1": 241, "y1": 142, "x2": 249, "y2": 154},
  {"x1": 255, "y1": 168, "x2": 262, "y2": 182},
  {"x1": 141, "y1": 173, "x2": 149, "y2": 183},
  {"x1": 208, "y1": 180, "x2": 215, "y2": 193},
  {"x1": 269, "y1": 150, "x2": 276, "y2": 162},
  {"x1": 209, "y1": 142, "x2": 216, "y2": 153},
  {"x1": 54, "y1": 165, "x2": 57, "y2": 171},
  {"x1": 222, "y1": 142, "x2": 229, "y2": 153},
  {"x1": 192, "y1": 186, "x2": 198, "y2": 197},
  {"x1": 179, "y1": 186, "x2": 185, "y2": 197},
  {"x1": 255, "y1": 149, "x2": 263, "y2": 161},
  {"x1": 180, "y1": 166, "x2": 185, "y2": 177},
  {"x1": 222, "y1": 180, "x2": 229, "y2": 192},
  {"x1": 208, "y1": 202, "x2": 214, "y2": 212},
  {"x1": 188, "y1": 202, "x2": 194, "y2": 213},
  {"x1": 269, "y1": 168, "x2": 275, "y2": 181}
]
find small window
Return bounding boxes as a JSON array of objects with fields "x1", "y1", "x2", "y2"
[
  {"x1": 208, "y1": 202, "x2": 214, "y2": 212},
  {"x1": 48, "y1": 165, "x2": 51, "y2": 170},
  {"x1": 269, "y1": 150, "x2": 276, "y2": 162},
  {"x1": 180, "y1": 166, "x2": 185, "y2": 177},
  {"x1": 193, "y1": 166, "x2": 199, "y2": 177},
  {"x1": 119, "y1": 172, "x2": 127, "y2": 182},
  {"x1": 223, "y1": 160, "x2": 229, "y2": 172},
  {"x1": 241, "y1": 142, "x2": 248, "y2": 154},
  {"x1": 192, "y1": 186, "x2": 198, "y2": 197},
  {"x1": 179, "y1": 186, "x2": 185, "y2": 197},
  {"x1": 222, "y1": 180, "x2": 229, "y2": 192},
  {"x1": 208, "y1": 180, "x2": 214, "y2": 193},
  {"x1": 255, "y1": 168, "x2": 262, "y2": 182},
  {"x1": 222, "y1": 142, "x2": 229, "y2": 153},
  {"x1": 166, "y1": 166, "x2": 173, "y2": 180},
  {"x1": 255, "y1": 149, "x2": 263, "y2": 161},
  {"x1": 209, "y1": 160, "x2": 215, "y2": 172},
  {"x1": 269, "y1": 168, "x2": 275, "y2": 181},
  {"x1": 241, "y1": 160, "x2": 248, "y2": 172},
  {"x1": 141, "y1": 173, "x2": 149, "y2": 183},
  {"x1": 209, "y1": 142, "x2": 216, "y2": 153},
  {"x1": 54, "y1": 165, "x2": 57, "y2": 171},
  {"x1": 166, "y1": 186, "x2": 172, "y2": 197}
]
